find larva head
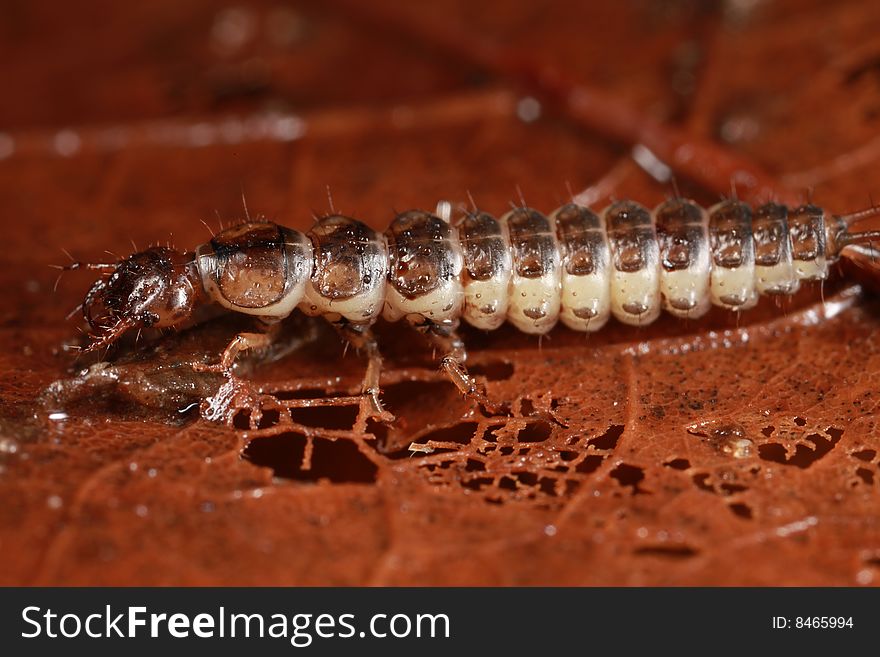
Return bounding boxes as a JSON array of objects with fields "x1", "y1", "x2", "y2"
[
  {"x1": 195, "y1": 222, "x2": 313, "y2": 319},
  {"x1": 81, "y1": 247, "x2": 203, "y2": 352}
]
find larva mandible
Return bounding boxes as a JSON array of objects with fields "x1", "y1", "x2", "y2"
[{"x1": 66, "y1": 197, "x2": 880, "y2": 420}]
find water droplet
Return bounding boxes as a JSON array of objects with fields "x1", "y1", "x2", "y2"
[
  {"x1": 0, "y1": 438, "x2": 19, "y2": 454},
  {"x1": 856, "y1": 569, "x2": 874, "y2": 585},
  {"x1": 0, "y1": 132, "x2": 14, "y2": 160},
  {"x1": 687, "y1": 419, "x2": 753, "y2": 458},
  {"x1": 54, "y1": 129, "x2": 81, "y2": 157},
  {"x1": 516, "y1": 96, "x2": 542, "y2": 123}
]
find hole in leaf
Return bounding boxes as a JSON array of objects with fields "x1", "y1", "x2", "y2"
[
  {"x1": 575, "y1": 454, "x2": 604, "y2": 474},
  {"x1": 465, "y1": 458, "x2": 485, "y2": 472},
  {"x1": 518, "y1": 420, "x2": 552, "y2": 442},
  {"x1": 729, "y1": 502, "x2": 753, "y2": 519},
  {"x1": 289, "y1": 404, "x2": 359, "y2": 430},
  {"x1": 589, "y1": 424, "x2": 625, "y2": 450},
  {"x1": 273, "y1": 388, "x2": 334, "y2": 400},
  {"x1": 462, "y1": 477, "x2": 493, "y2": 493},
  {"x1": 610, "y1": 463, "x2": 648, "y2": 494},
  {"x1": 758, "y1": 429, "x2": 842, "y2": 469},
  {"x1": 634, "y1": 545, "x2": 698, "y2": 559},
  {"x1": 692, "y1": 472, "x2": 713, "y2": 492},
  {"x1": 856, "y1": 468, "x2": 875, "y2": 485},
  {"x1": 243, "y1": 433, "x2": 378, "y2": 483},
  {"x1": 469, "y1": 360, "x2": 514, "y2": 381},
  {"x1": 852, "y1": 449, "x2": 876, "y2": 462}
]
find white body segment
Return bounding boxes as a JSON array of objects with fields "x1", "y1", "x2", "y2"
[
  {"x1": 610, "y1": 269, "x2": 661, "y2": 325},
  {"x1": 559, "y1": 272, "x2": 611, "y2": 331},
  {"x1": 382, "y1": 278, "x2": 464, "y2": 326},
  {"x1": 299, "y1": 279, "x2": 386, "y2": 324},
  {"x1": 507, "y1": 274, "x2": 562, "y2": 334},
  {"x1": 792, "y1": 257, "x2": 828, "y2": 281},
  {"x1": 755, "y1": 261, "x2": 799, "y2": 296},
  {"x1": 604, "y1": 201, "x2": 661, "y2": 326},
  {"x1": 655, "y1": 201, "x2": 712, "y2": 319},
  {"x1": 462, "y1": 277, "x2": 510, "y2": 330},
  {"x1": 662, "y1": 267, "x2": 711, "y2": 318},
  {"x1": 501, "y1": 208, "x2": 562, "y2": 335},
  {"x1": 551, "y1": 204, "x2": 612, "y2": 332},
  {"x1": 710, "y1": 265, "x2": 758, "y2": 310}
]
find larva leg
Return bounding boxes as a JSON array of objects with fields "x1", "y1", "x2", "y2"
[
  {"x1": 333, "y1": 322, "x2": 395, "y2": 424},
  {"x1": 416, "y1": 320, "x2": 505, "y2": 415},
  {"x1": 193, "y1": 322, "x2": 283, "y2": 426},
  {"x1": 193, "y1": 324, "x2": 279, "y2": 373}
]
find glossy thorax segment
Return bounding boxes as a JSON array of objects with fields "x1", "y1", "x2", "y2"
[
  {"x1": 299, "y1": 215, "x2": 387, "y2": 326},
  {"x1": 196, "y1": 222, "x2": 313, "y2": 319},
  {"x1": 382, "y1": 209, "x2": 463, "y2": 328}
]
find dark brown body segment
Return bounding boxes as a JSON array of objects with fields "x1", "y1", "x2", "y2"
[
  {"x1": 554, "y1": 203, "x2": 606, "y2": 276},
  {"x1": 307, "y1": 214, "x2": 387, "y2": 300},
  {"x1": 205, "y1": 223, "x2": 284, "y2": 308},
  {"x1": 198, "y1": 221, "x2": 312, "y2": 314},
  {"x1": 605, "y1": 200, "x2": 656, "y2": 274},
  {"x1": 385, "y1": 210, "x2": 459, "y2": 299},
  {"x1": 708, "y1": 200, "x2": 754, "y2": 270},
  {"x1": 789, "y1": 205, "x2": 828, "y2": 279},
  {"x1": 655, "y1": 198, "x2": 706, "y2": 272},
  {"x1": 457, "y1": 211, "x2": 510, "y2": 281},
  {"x1": 505, "y1": 207, "x2": 557, "y2": 278},
  {"x1": 753, "y1": 203, "x2": 791, "y2": 267}
]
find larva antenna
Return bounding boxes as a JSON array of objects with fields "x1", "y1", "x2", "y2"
[
  {"x1": 839, "y1": 229, "x2": 880, "y2": 248},
  {"x1": 50, "y1": 260, "x2": 117, "y2": 273},
  {"x1": 827, "y1": 200, "x2": 880, "y2": 256},
  {"x1": 834, "y1": 201, "x2": 880, "y2": 229}
]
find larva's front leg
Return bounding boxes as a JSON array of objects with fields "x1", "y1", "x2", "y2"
[{"x1": 193, "y1": 327, "x2": 277, "y2": 374}]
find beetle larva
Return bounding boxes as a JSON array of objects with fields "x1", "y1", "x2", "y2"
[{"x1": 64, "y1": 197, "x2": 880, "y2": 421}]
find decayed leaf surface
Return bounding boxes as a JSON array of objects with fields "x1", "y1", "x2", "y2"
[{"x1": 1, "y1": 0, "x2": 879, "y2": 586}]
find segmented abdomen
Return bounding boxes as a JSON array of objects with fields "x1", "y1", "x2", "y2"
[{"x1": 201, "y1": 200, "x2": 833, "y2": 334}]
